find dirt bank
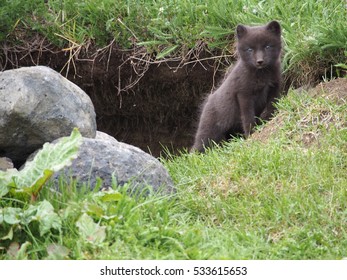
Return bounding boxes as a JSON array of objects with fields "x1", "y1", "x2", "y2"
[
  {"x1": 1, "y1": 38, "x2": 231, "y2": 156},
  {"x1": 3, "y1": 35, "x2": 339, "y2": 157}
]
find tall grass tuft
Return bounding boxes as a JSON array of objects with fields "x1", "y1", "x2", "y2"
[{"x1": 1, "y1": 0, "x2": 346, "y2": 85}]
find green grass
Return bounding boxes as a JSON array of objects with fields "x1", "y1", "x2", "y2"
[
  {"x1": 1, "y1": 0, "x2": 346, "y2": 84},
  {"x1": 1, "y1": 88, "x2": 346, "y2": 259}
]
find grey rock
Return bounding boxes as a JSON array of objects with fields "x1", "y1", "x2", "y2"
[
  {"x1": 0, "y1": 66, "x2": 96, "y2": 165},
  {"x1": 95, "y1": 131, "x2": 119, "y2": 144},
  {"x1": 53, "y1": 133, "x2": 175, "y2": 195},
  {"x1": 0, "y1": 157, "x2": 14, "y2": 171}
]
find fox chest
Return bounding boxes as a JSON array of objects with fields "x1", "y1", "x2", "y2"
[
  {"x1": 254, "y1": 82, "x2": 269, "y2": 100},
  {"x1": 250, "y1": 80, "x2": 272, "y2": 114}
]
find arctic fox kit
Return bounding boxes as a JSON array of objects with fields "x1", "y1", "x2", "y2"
[{"x1": 192, "y1": 20, "x2": 282, "y2": 152}]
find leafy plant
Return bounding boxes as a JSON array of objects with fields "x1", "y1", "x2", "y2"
[
  {"x1": 0, "y1": 129, "x2": 82, "y2": 259},
  {"x1": 0, "y1": 128, "x2": 82, "y2": 201},
  {"x1": 64, "y1": 187, "x2": 123, "y2": 245},
  {"x1": 0, "y1": 200, "x2": 62, "y2": 236},
  {"x1": 76, "y1": 213, "x2": 106, "y2": 245}
]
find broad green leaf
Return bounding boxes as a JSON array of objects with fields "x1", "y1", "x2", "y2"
[
  {"x1": 7, "y1": 241, "x2": 31, "y2": 260},
  {"x1": 17, "y1": 241, "x2": 31, "y2": 259},
  {"x1": 6, "y1": 242, "x2": 20, "y2": 259},
  {"x1": 1, "y1": 227, "x2": 14, "y2": 241},
  {"x1": 1, "y1": 207, "x2": 22, "y2": 225},
  {"x1": 24, "y1": 200, "x2": 62, "y2": 236},
  {"x1": 95, "y1": 191, "x2": 123, "y2": 203},
  {"x1": 21, "y1": 204, "x2": 37, "y2": 225},
  {"x1": 2, "y1": 128, "x2": 82, "y2": 198},
  {"x1": 30, "y1": 170, "x2": 54, "y2": 197},
  {"x1": 76, "y1": 213, "x2": 106, "y2": 245},
  {"x1": 60, "y1": 202, "x2": 81, "y2": 220},
  {"x1": 0, "y1": 169, "x2": 17, "y2": 197},
  {"x1": 45, "y1": 243, "x2": 70, "y2": 260},
  {"x1": 86, "y1": 203, "x2": 105, "y2": 218},
  {"x1": 37, "y1": 200, "x2": 62, "y2": 236},
  {"x1": 0, "y1": 184, "x2": 10, "y2": 197}
]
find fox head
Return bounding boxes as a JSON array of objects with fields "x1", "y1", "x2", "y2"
[{"x1": 236, "y1": 21, "x2": 282, "y2": 69}]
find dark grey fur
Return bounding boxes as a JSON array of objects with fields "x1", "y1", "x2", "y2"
[{"x1": 192, "y1": 21, "x2": 282, "y2": 152}]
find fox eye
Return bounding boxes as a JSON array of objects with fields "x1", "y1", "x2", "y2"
[
  {"x1": 265, "y1": 45, "x2": 272, "y2": 49},
  {"x1": 245, "y1": 47, "x2": 253, "y2": 52}
]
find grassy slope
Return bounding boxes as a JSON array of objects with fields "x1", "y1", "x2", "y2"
[
  {"x1": 162, "y1": 89, "x2": 347, "y2": 260},
  {"x1": 2, "y1": 87, "x2": 345, "y2": 260},
  {"x1": 73, "y1": 88, "x2": 345, "y2": 259}
]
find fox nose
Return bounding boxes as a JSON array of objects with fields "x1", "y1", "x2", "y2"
[{"x1": 256, "y1": 59, "x2": 264, "y2": 66}]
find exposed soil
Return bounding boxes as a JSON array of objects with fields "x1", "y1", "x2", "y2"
[
  {"x1": 252, "y1": 78, "x2": 347, "y2": 144},
  {"x1": 309, "y1": 78, "x2": 347, "y2": 105},
  {"x1": 1, "y1": 37, "x2": 232, "y2": 156},
  {"x1": 251, "y1": 114, "x2": 285, "y2": 144},
  {"x1": 2, "y1": 35, "x2": 343, "y2": 156}
]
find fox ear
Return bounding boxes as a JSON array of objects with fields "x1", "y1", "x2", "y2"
[
  {"x1": 266, "y1": 21, "x2": 281, "y2": 35},
  {"x1": 236, "y1": 24, "x2": 248, "y2": 39}
]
